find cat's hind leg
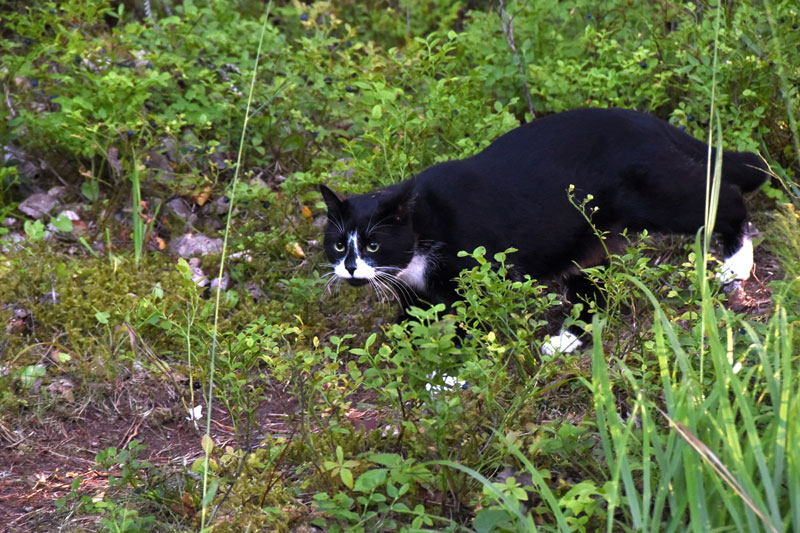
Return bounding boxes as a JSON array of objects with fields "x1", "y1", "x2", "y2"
[
  {"x1": 717, "y1": 223, "x2": 756, "y2": 283},
  {"x1": 710, "y1": 184, "x2": 755, "y2": 283},
  {"x1": 541, "y1": 330, "x2": 583, "y2": 356}
]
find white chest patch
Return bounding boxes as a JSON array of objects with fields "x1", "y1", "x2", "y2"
[{"x1": 398, "y1": 253, "x2": 428, "y2": 291}]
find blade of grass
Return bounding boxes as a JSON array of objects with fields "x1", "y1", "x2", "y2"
[
  {"x1": 772, "y1": 307, "x2": 792, "y2": 518},
  {"x1": 130, "y1": 147, "x2": 143, "y2": 265},
  {"x1": 428, "y1": 459, "x2": 537, "y2": 532},
  {"x1": 435, "y1": 432, "x2": 572, "y2": 531},
  {"x1": 200, "y1": 2, "x2": 274, "y2": 529},
  {"x1": 788, "y1": 390, "x2": 800, "y2": 530},
  {"x1": 647, "y1": 315, "x2": 684, "y2": 531},
  {"x1": 697, "y1": 302, "x2": 759, "y2": 530},
  {"x1": 705, "y1": 296, "x2": 782, "y2": 526}
]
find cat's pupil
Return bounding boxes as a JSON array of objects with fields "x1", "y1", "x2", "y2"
[
  {"x1": 334, "y1": 241, "x2": 345, "y2": 252},
  {"x1": 367, "y1": 242, "x2": 380, "y2": 253}
]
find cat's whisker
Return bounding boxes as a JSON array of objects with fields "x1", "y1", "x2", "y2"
[
  {"x1": 369, "y1": 278, "x2": 394, "y2": 305},
  {"x1": 373, "y1": 277, "x2": 401, "y2": 305},
  {"x1": 327, "y1": 216, "x2": 345, "y2": 234},
  {"x1": 389, "y1": 281, "x2": 416, "y2": 306},
  {"x1": 324, "y1": 274, "x2": 341, "y2": 295},
  {"x1": 365, "y1": 214, "x2": 394, "y2": 236},
  {"x1": 367, "y1": 279, "x2": 381, "y2": 303},
  {"x1": 365, "y1": 273, "x2": 392, "y2": 304},
  {"x1": 374, "y1": 271, "x2": 416, "y2": 305},
  {"x1": 320, "y1": 269, "x2": 338, "y2": 292}
]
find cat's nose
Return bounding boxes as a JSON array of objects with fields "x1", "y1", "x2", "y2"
[{"x1": 345, "y1": 265, "x2": 356, "y2": 275}]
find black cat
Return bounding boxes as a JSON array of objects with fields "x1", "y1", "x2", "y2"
[{"x1": 319, "y1": 108, "x2": 768, "y2": 354}]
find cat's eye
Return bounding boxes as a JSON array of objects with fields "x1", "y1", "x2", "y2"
[
  {"x1": 334, "y1": 241, "x2": 346, "y2": 252},
  {"x1": 366, "y1": 242, "x2": 380, "y2": 253}
]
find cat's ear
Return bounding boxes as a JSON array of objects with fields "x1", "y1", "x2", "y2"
[
  {"x1": 319, "y1": 184, "x2": 346, "y2": 215},
  {"x1": 378, "y1": 179, "x2": 416, "y2": 223}
]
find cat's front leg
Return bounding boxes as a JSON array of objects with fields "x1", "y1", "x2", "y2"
[{"x1": 540, "y1": 274, "x2": 599, "y2": 355}]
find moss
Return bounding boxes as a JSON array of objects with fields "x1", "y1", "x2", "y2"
[{"x1": 211, "y1": 439, "x2": 308, "y2": 532}]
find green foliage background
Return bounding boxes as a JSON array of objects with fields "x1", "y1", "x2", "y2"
[{"x1": 1, "y1": 0, "x2": 799, "y2": 531}]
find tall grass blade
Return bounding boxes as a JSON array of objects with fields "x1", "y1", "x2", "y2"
[
  {"x1": 589, "y1": 316, "x2": 643, "y2": 530},
  {"x1": 130, "y1": 148, "x2": 143, "y2": 265},
  {"x1": 200, "y1": 2, "x2": 274, "y2": 529}
]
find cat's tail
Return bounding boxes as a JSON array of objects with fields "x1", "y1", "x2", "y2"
[{"x1": 721, "y1": 150, "x2": 771, "y2": 193}]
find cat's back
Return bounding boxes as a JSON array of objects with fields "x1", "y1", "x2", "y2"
[
  {"x1": 474, "y1": 108, "x2": 692, "y2": 172},
  {"x1": 415, "y1": 109, "x2": 674, "y2": 197}
]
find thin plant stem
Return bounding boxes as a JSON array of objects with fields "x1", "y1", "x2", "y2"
[
  {"x1": 699, "y1": 1, "x2": 724, "y2": 384},
  {"x1": 200, "y1": 2, "x2": 274, "y2": 529}
]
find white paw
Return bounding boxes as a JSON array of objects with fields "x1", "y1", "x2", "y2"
[
  {"x1": 425, "y1": 372, "x2": 467, "y2": 393},
  {"x1": 717, "y1": 235, "x2": 753, "y2": 284},
  {"x1": 541, "y1": 330, "x2": 583, "y2": 356}
]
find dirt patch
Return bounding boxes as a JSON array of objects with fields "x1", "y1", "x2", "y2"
[
  {"x1": 0, "y1": 371, "x2": 299, "y2": 531},
  {"x1": 0, "y1": 387, "x2": 195, "y2": 529}
]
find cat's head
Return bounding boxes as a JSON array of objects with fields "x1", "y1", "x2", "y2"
[{"x1": 319, "y1": 181, "x2": 417, "y2": 287}]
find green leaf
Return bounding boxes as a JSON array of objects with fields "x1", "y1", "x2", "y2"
[
  {"x1": 51, "y1": 213, "x2": 74, "y2": 232},
  {"x1": 95, "y1": 310, "x2": 110, "y2": 325},
  {"x1": 369, "y1": 453, "x2": 402, "y2": 467},
  {"x1": 474, "y1": 509, "x2": 514, "y2": 533},
  {"x1": 336, "y1": 445, "x2": 344, "y2": 464},
  {"x1": 354, "y1": 468, "x2": 387, "y2": 493},
  {"x1": 201, "y1": 434, "x2": 214, "y2": 454},
  {"x1": 201, "y1": 478, "x2": 219, "y2": 509},
  {"x1": 81, "y1": 180, "x2": 100, "y2": 202},
  {"x1": 24, "y1": 219, "x2": 45, "y2": 242},
  {"x1": 18, "y1": 364, "x2": 47, "y2": 388},
  {"x1": 340, "y1": 468, "x2": 354, "y2": 489}
]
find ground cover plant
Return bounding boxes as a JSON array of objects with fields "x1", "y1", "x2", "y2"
[{"x1": 1, "y1": 0, "x2": 799, "y2": 531}]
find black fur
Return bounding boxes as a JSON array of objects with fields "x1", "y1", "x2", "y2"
[{"x1": 320, "y1": 108, "x2": 768, "y2": 323}]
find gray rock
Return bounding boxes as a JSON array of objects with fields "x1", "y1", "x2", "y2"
[
  {"x1": 210, "y1": 270, "x2": 231, "y2": 291},
  {"x1": 1, "y1": 232, "x2": 25, "y2": 252},
  {"x1": 187, "y1": 257, "x2": 210, "y2": 287},
  {"x1": 18, "y1": 186, "x2": 66, "y2": 219},
  {"x1": 245, "y1": 281, "x2": 266, "y2": 301},
  {"x1": 167, "y1": 198, "x2": 197, "y2": 222},
  {"x1": 169, "y1": 233, "x2": 223, "y2": 257}
]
